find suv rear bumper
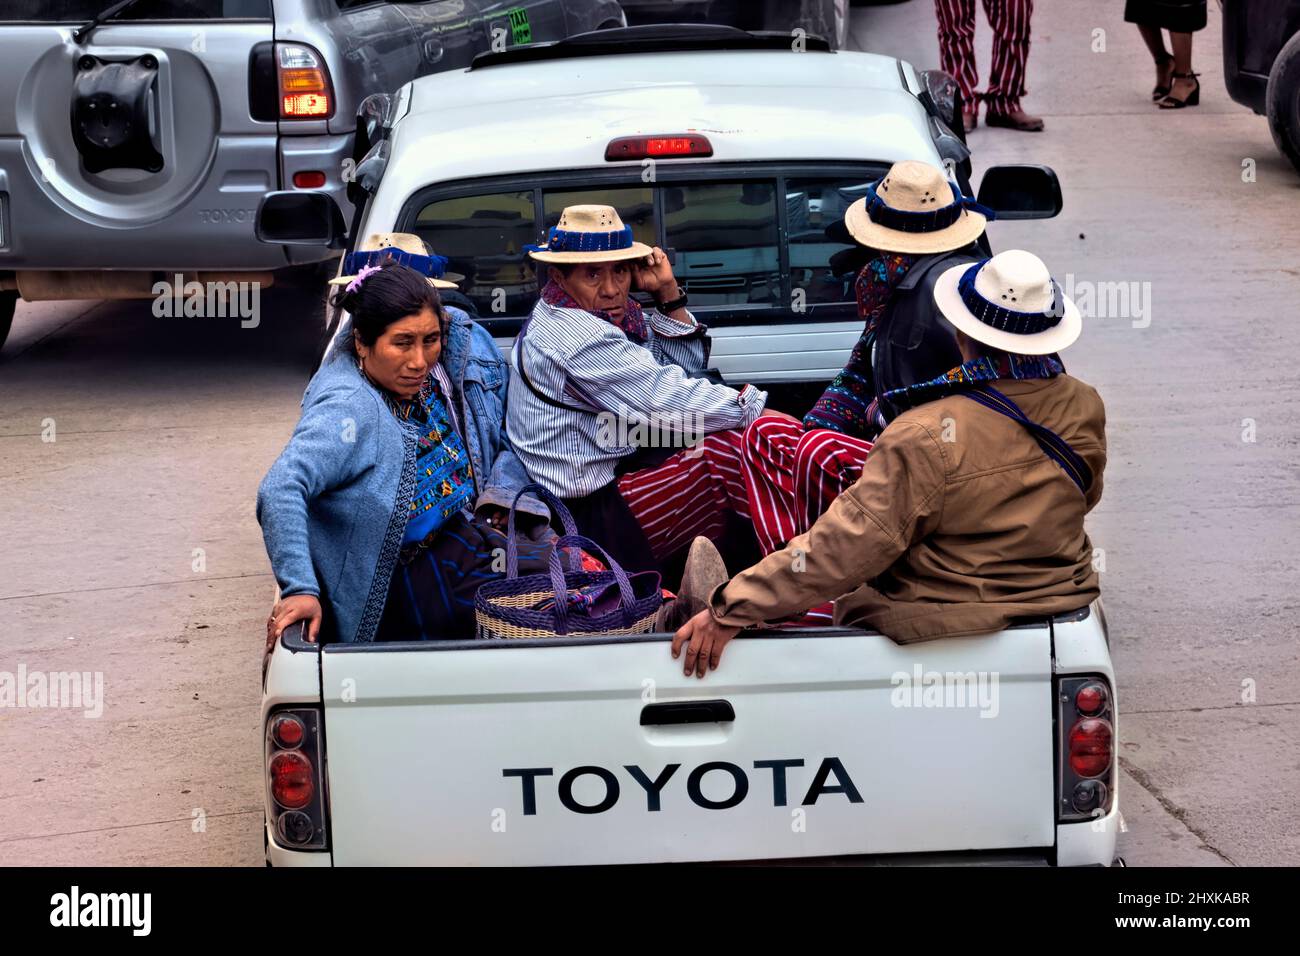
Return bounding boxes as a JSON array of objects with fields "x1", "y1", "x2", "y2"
[{"x1": 0, "y1": 133, "x2": 351, "y2": 273}]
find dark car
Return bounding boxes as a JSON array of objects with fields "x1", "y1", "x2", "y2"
[
  {"x1": 619, "y1": 0, "x2": 851, "y2": 49},
  {"x1": 1222, "y1": 0, "x2": 1300, "y2": 171}
]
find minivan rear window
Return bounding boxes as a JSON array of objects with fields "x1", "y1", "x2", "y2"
[
  {"x1": 402, "y1": 163, "x2": 888, "y2": 333},
  {"x1": 3, "y1": 1, "x2": 271, "y2": 19}
]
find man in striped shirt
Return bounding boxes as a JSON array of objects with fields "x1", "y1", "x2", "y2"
[{"x1": 507, "y1": 204, "x2": 797, "y2": 572}]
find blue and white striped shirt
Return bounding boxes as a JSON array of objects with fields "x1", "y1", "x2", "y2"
[{"x1": 506, "y1": 297, "x2": 768, "y2": 498}]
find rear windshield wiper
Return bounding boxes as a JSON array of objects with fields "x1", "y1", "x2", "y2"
[{"x1": 73, "y1": 0, "x2": 151, "y2": 45}]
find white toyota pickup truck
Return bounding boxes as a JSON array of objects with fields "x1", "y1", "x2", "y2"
[{"x1": 256, "y1": 26, "x2": 1119, "y2": 867}]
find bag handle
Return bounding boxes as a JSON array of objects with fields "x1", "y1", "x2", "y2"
[
  {"x1": 505, "y1": 482, "x2": 581, "y2": 577},
  {"x1": 543, "y1": 533, "x2": 640, "y2": 635},
  {"x1": 963, "y1": 386, "x2": 1093, "y2": 495}
]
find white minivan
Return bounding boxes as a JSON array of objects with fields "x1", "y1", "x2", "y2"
[{"x1": 257, "y1": 26, "x2": 1118, "y2": 867}]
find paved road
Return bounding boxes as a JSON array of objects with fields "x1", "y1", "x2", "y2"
[
  {"x1": 853, "y1": 1, "x2": 1300, "y2": 866},
  {"x1": 1, "y1": 2, "x2": 1296, "y2": 866}
]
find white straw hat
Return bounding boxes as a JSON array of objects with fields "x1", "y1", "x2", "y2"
[
  {"x1": 329, "y1": 232, "x2": 461, "y2": 289},
  {"x1": 933, "y1": 249, "x2": 1082, "y2": 355},
  {"x1": 844, "y1": 160, "x2": 989, "y2": 254},
  {"x1": 527, "y1": 205, "x2": 652, "y2": 264}
]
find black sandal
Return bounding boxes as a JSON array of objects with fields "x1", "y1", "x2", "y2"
[
  {"x1": 1159, "y1": 71, "x2": 1200, "y2": 109},
  {"x1": 1152, "y1": 54, "x2": 1175, "y2": 102}
]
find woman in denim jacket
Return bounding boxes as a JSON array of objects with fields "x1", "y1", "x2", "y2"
[{"x1": 258, "y1": 259, "x2": 550, "y2": 645}]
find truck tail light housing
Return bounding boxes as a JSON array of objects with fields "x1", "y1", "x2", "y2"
[
  {"x1": 605, "y1": 134, "x2": 712, "y2": 161},
  {"x1": 265, "y1": 706, "x2": 328, "y2": 850},
  {"x1": 270, "y1": 751, "x2": 314, "y2": 808},
  {"x1": 271, "y1": 713, "x2": 305, "y2": 748},
  {"x1": 1056, "y1": 675, "x2": 1116, "y2": 824},
  {"x1": 1068, "y1": 718, "x2": 1113, "y2": 777},
  {"x1": 278, "y1": 44, "x2": 333, "y2": 119}
]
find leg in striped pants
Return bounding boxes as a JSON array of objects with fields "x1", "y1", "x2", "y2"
[
  {"x1": 983, "y1": 0, "x2": 1033, "y2": 115},
  {"x1": 617, "y1": 429, "x2": 751, "y2": 561},
  {"x1": 934, "y1": 0, "x2": 979, "y2": 111},
  {"x1": 741, "y1": 418, "x2": 874, "y2": 626},
  {"x1": 742, "y1": 418, "x2": 874, "y2": 556},
  {"x1": 934, "y1": 0, "x2": 1034, "y2": 115}
]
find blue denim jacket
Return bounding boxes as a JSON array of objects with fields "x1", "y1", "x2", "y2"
[{"x1": 257, "y1": 307, "x2": 546, "y2": 643}]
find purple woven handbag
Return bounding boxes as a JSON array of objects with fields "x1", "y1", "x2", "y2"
[{"x1": 475, "y1": 483, "x2": 663, "y2": 639}]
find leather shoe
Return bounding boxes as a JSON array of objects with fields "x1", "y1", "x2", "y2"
[
  {"x1": 985, "y1": 109, "x2": 1045, "y2": 132},
  {"x1": 655, "y1": 537, "x2": 728, "y2": 632}
]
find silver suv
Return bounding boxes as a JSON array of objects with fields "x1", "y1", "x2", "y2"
[{"x1": 0, "y1": 0, "x2": 625, "y2": 350}]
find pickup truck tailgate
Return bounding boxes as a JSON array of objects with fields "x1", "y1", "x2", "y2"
[{"x1": 320, "y1": 626, "x2": 1055, "y2": 865}]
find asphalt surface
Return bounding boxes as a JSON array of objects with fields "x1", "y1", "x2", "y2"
[{"x1": 0, "y1": 2, "x2": 1296, "y2": 866}]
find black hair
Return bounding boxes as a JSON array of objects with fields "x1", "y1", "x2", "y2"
[{"x1": 332, "y1": 259, "x2": 443, "y2": 348}]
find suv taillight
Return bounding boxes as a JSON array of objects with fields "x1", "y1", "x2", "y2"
[
  {"x1": 248, "y1": 42, "x2": 278, "y2": 122},
  {"x1": 277, "y1": 44, "x2": 333, "y2": 119},
  {"x1": 1057, "y1": 675, "x2": 1116, "y2": 824},
  {"x1": 265, "y1": 706, "x2": 328, "y2": 850}
]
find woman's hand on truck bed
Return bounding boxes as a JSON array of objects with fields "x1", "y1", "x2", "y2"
[{"x1": 267, "y1": 594, "x2": 323, "y2": 648}]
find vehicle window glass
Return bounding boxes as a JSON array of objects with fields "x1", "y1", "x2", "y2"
[
  {"x1": 1, "y1": 1, "x2": 272, "y2": 18},
  {"x1": 333, "y1": 0, "x2": 388, "y2": 10},
  {"x1": 662, "y1": 181, "x2": 781, "y2": 308},
  {"x1": 404, "y1": 168, "x2": 880, "y2": 328},
  {"x1": 413, "y1": 190, "x2": 537, "y2": 320},
  {"x1": 786, "y1": 177, "x2": 874, "y2": 306},
  {"x1": 541, "y1": 186, "x2": 657, "y2": 248}
]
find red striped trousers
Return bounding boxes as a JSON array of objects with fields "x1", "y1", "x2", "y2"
[
  {"x1": 934, "y1": 0, "x2": 1034, "y2": 114},
  {"x1": 617, "y1": 430, "x2": 751, "y2": 561},
  {"x1": 741, "y1": 418, "x2": 875, "y2": 626}
]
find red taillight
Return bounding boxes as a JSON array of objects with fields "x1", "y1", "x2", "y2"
[
  {"x1": 278, "y1": 44, "x2": 332, "y2": 119},
  {"x1": 269, "y1": 751, "x2": 315, "y2": 809},
  {"x1": 292, "y1": 170, "x2": 327, "y2": 189},
  {"x1": 271, "y1": 714, "x2": 305, "y2": 747},
  {"x1": 605, "y1": 134, "x2": 713, "y2": 161},
  {"x1": 1068, "y1": 718, "x2": 1113, "y2": 778},
  {"x1": 1075, "y1": 682, "x2": 1108, "y2": 716},
  {"x1": 283, "y1": 93, "x2": 330, "y2": 117}
]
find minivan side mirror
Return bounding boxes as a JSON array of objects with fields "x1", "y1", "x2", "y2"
[
  {"x1": 255, "y1": 191, "x2": 347, "y2": 247},
  {"x1": 977, "y1": 164, "x2": 1063, "y2": 220}
]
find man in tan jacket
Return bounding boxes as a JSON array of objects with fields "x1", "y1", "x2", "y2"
[{"x1": 672, "y1": 250, "x2": 1107, "y2": 677}]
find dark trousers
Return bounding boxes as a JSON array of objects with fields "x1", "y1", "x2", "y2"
[
  {"x1": 374, "y1": 512, "x2": 557, "y2": 641},
  {"x1": 561, "y1": 481, "x2": 661, "y2": 576}
]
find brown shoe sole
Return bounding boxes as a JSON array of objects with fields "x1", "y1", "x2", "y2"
[
  {"x1": 655, "y1": 537, "x2": 729, "y2": 631},
  {"x1": 985, "y1": 112, "x2": 1045, "y2": 132}
]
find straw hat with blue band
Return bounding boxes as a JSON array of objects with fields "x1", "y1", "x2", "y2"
[
  {"x1": 933, "y1": 249, "x2": 1082, "y2": 355},
  {"x1": 329, "y1": 232, "x2": 462, "y2": 289},
  {"x1": 526, "y1": 205, "x2": 653, "y2": 264},
  {"x1": 843, "y1": 160, "x2": 993, "y2": 254}
]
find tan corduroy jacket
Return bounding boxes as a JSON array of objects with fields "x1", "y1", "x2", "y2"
[{"x1": 711, "y1": 374, "x2": 1107, "y2": 644}]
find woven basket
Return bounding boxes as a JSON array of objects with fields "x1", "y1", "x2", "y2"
[{"x1": 475, "y1": 484, "x2": 662, "y2": 640}]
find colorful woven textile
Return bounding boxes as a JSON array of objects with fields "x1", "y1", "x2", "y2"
[
  {"x1": 880, "y1": 352, "x2": 1065, "y2": 413},
  {"x1": 381, "y1": 371, "x2": 476, "y2": 544},
  {"x1": 802, "y1": 253, "x2": 915, "y2": 437}
]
